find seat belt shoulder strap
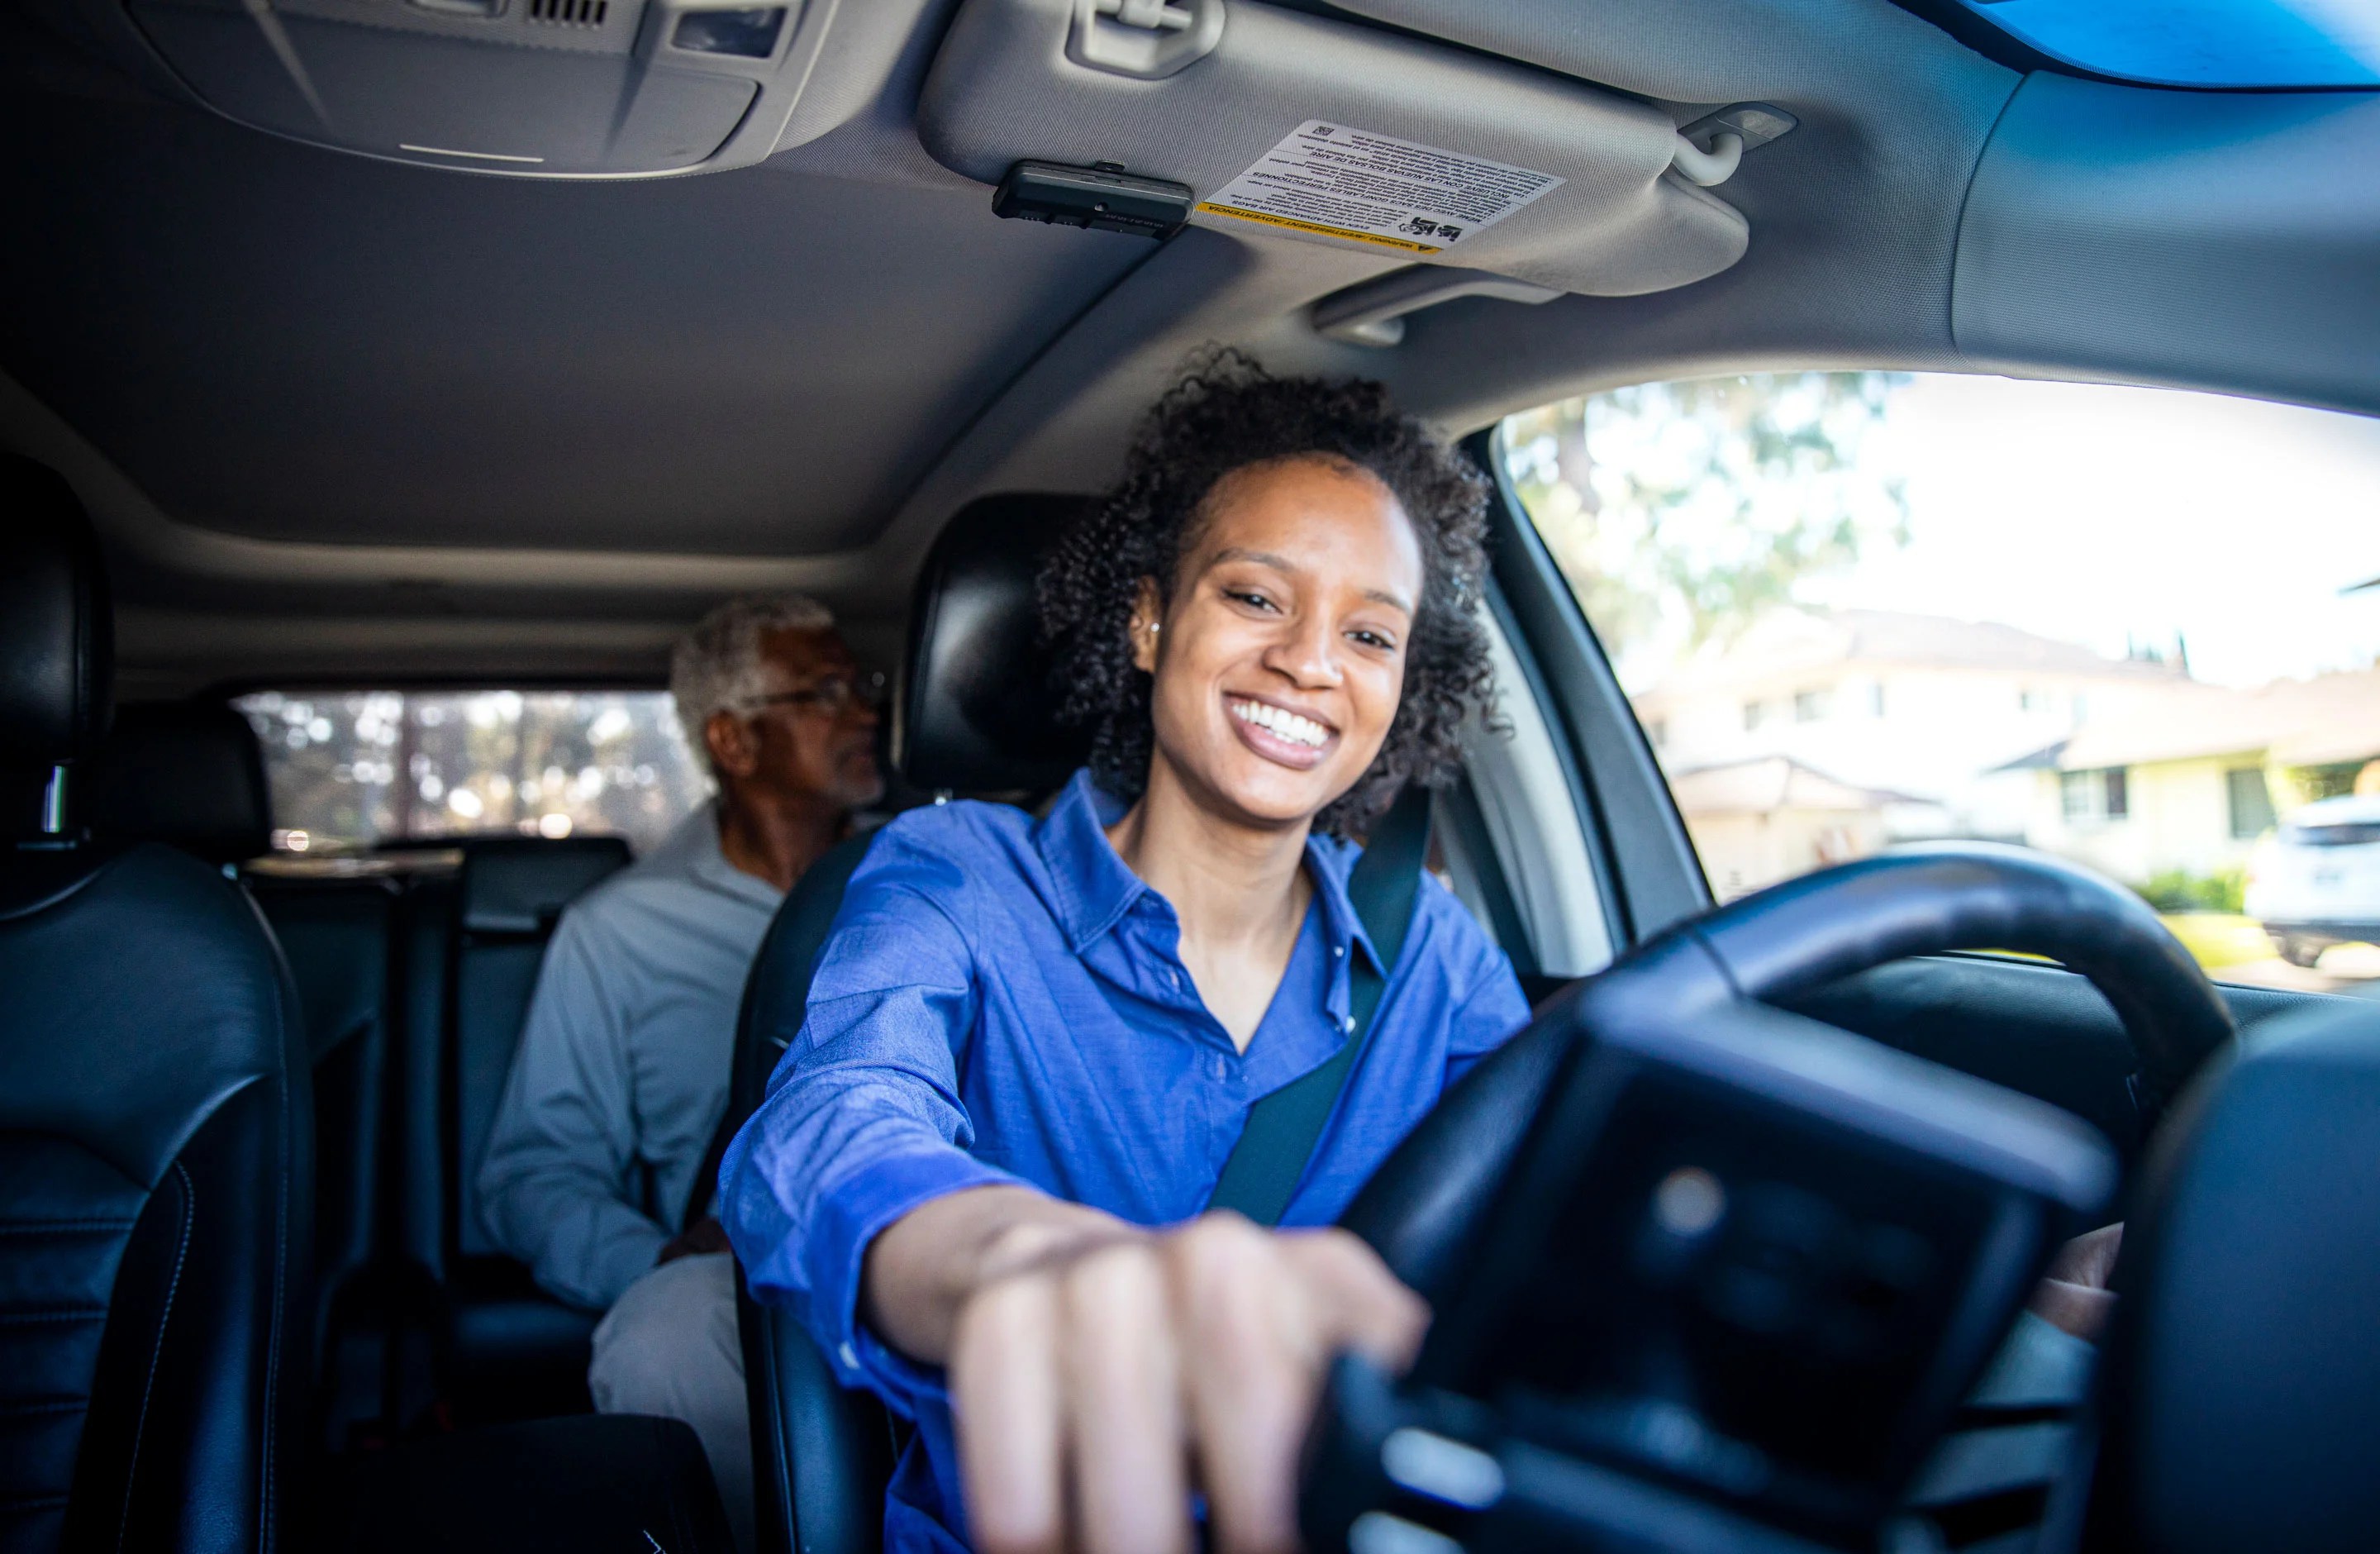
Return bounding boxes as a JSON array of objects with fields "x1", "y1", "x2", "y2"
[{"x1": 1204, "y1": 786, "x2": 1431, "y2": 1227}]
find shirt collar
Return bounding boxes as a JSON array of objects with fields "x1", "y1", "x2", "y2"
[
  {"x1": 1032, "y1": 769, "x2": 1380, "y2": 973},
  {"x1": 676, "y1": 799, "x2": 787, "y2": 908}
]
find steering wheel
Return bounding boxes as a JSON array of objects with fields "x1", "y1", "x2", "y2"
[{"x1": 1341, "y1": 842, "x2": 2239, "y2": 1304}]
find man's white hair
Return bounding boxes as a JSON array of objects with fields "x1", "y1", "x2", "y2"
[{"x1": 669, "y1": 591, "x2": 836, "y2": 772}]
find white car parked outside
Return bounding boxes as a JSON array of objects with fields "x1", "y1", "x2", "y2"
[{"x1": 2246, "y1": 794, "x2": 2380, "y2": 966}]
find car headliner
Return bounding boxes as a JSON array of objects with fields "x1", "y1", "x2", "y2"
[{"x1": 2, "y1": 0, "x2": 2375, "y2": 695}]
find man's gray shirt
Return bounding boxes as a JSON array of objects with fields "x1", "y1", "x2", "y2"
[{"x1": 478, "y1": 803, "x2": 783, "y2": 1311}]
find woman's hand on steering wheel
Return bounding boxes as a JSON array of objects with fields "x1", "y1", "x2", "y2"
[{"x1": 867, "y1": 1187, "x2": 1425, "y2": 1554}]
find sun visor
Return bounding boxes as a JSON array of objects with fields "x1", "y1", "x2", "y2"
[{"x1": 916, "y1": 0, "x2": 1749, "y2": 298}]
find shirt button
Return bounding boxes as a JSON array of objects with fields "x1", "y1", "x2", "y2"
[
  {"x1": 1334, "y1": 945, "x2": 1345, "y2": 958},
  {"x1": 1343, "y1": 1015, "x2": 1357, "y2": 1033},
  {"x1": 838, "y1": 1342, "x2": 859, "y2": 1370}
]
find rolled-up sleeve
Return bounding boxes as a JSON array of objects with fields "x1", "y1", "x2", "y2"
[{"x1": 719, "y1": 859, "x2": 1020, "y2": 1410}]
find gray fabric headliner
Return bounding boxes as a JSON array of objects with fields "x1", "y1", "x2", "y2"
[
  {"x1": 2, "y1": 0, "x2": 2375, "y2": 694},
  {"x1": 0, "y1": 77, "x2": 1151, "y2": 557}
]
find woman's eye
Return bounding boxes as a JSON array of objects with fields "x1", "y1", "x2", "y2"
[
  {"x1": 1226, "y1": 589, "x2": 1278, "y2": 612},
  {"x1": 1349, "y1": 628, "x2": 1397, "y2": 651}
]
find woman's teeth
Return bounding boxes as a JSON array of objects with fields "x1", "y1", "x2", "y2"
[{"x1": 1230, "y1": 698, "x2": 1330, "y2": 749}]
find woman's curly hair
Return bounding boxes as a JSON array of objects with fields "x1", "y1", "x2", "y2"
[{"x1": 1038, "y1": 349, "x2": 1496, "y2": 837}]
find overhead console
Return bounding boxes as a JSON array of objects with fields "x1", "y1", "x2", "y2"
[
  {"x1": 81, "y1": 0, "x2": 867, "y2": 175},
  {"x1": 916, "y1": 0, "x2": 1760, "y2": 300}
]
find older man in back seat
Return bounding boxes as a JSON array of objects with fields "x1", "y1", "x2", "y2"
[{"x1": 479, "y1": 593, "x2": 882, "y2": 1547}]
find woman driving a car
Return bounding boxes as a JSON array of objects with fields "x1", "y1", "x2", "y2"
[
  {"x1": 721, "y1": 350, "x2": 1527, "y2": 1554},
  {"x1": 718, "y1": 352, "x2": 2120, "y2": 1554}
]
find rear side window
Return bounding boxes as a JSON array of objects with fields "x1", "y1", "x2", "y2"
[
  {"x1": 236, "y1": 690, "x2": 707, "y2": 856},
  {"x1": 1499, "y1": 371, "x2": 2380, "y2": 993}
]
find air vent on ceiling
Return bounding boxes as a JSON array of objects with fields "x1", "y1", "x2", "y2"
[{"x1": 527, "y1": 0, "x2": 607, "y2": 25}]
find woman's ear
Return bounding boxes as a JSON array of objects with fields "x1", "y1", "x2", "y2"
[{"x1": 1127, "y1": 577, "x2": 1164, "y2": 675}]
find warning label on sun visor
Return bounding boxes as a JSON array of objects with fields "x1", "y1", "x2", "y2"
[{"x1": 1198, "y1": 122, "x2": 1564, "y2": 255}]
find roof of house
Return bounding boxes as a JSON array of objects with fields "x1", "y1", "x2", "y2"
[
  {"x1": 2056, "y1": 664, "x2": 2380, "y2": 770},
  {"x1": 1665, "y1": 755, "x2": 1929, "y2": 817},
  {"x1": 1635, "y1": 608, "x2": 2189, "y2": 707}
]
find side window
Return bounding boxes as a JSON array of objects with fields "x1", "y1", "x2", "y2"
[
  {"x1": 236, "y1": 689, "x2": 707, "y2": 856},
  {"x1": 1500, "y1": 373, "x2": 2380, "y2": 994}
]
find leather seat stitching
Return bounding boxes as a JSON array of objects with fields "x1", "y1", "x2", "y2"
[{"x1": 114, "y1": 1161, "x2": 193, "y2": 1554}]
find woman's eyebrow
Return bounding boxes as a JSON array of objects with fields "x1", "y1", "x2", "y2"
[{"x1": 1208, "y1": 546, "x2": 1414, "y2": 616}]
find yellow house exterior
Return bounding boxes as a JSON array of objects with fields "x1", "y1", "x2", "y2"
[{"x1": 2021, "y1": 666, "x2": 2380, "y2": 887}]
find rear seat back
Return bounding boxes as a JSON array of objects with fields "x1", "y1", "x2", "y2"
[
  {"x1": 450, "y1": 838, "x2": 631, "y2": 1257},
  {"x1": 85, "y1": 701, "x2": 404, "y2": 1445}
]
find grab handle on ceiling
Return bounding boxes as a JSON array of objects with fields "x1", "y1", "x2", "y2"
[
  {"x1": 1668, "y1": 102, "x2": 1801, "y2": 188},
  {"x1": 1669, "y1": 131, "x2": 1745, "y2": 187},
  {"x1": 1310, "y1": 266, "x2": 1564, "y2": 349}
]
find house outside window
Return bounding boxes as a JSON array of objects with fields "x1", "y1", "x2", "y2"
[
  {"x1": 2062, "y1": 769, "x2": 2094, "y2": 822},
  {"x1": 1743, "y1": 700, "x2": 1767, "y2": 732},
  {"x1": 2228, "y1": 767, "x2": 2278, "y2": 838},
  {"x1": 2061, "y1": 766, "x2": 2130, "y2": 825},
  {"x1": 1794, "y1": 689, "x2": 1832, "y2": 723}
]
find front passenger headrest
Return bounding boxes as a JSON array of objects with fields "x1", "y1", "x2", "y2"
[
  {"x1": 0, "y1": 456, "x2": 113, "y2": 765},
  {"x1": 84, "y1": 703, "x2": 274, "y2": 865},
  {"x1": 893, "y1": 493, "x2": 1100, "y2": 794}
]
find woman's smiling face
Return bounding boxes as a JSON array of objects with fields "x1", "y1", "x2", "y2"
[{"x1": 1131, "y1": 455, "x2": 1424, "y2": 829}]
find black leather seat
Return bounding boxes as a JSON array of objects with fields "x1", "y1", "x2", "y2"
[
  {"x1": 728, "y1": 493, "x2": 1095, "y2": 1554},
  {"x1": 437, "y1": 836, "x2": 631, "y2": 1420},
  {"x1": 2092, "y1": 996, "x2": 2380, "y2": 1552},
  {"x1": 83, "y1": 701, "x2": 274, "y2": 869},
  {"x1": 0, "y1": 457, "x2": 313, "y2": 1552},
  {"x1": 87, "y1": 699, "x2": 409, "y2": 1448}
]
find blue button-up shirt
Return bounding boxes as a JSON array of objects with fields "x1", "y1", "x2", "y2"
[{"x1": 720, "y1": 770, "x2": 1530, "y2": 1553}]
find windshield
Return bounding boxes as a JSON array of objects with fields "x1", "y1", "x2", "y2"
[
  {"x1": 1500, "y1": 370, "x2": 2380, "y2": 996},
  {"x1": 1938, "y1": 0, "x2": 2380, "y2": 88}
]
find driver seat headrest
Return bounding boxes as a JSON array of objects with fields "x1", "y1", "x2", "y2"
[
  {"x1": 892, "y1": 492, "x2": 1099, "y2": 794},
  {"x1": 0, "y1": 455, "x2": 114, "y2": 769},
  {"x1": 84, "y1": 703, "x2": 274, "y2": 866}
]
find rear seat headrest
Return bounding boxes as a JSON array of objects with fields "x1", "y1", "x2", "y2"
[
  {"x1": 0, "y1": 456, "x2": 114, "y2": 767},
  {"x1": 894, "y1": 493, "x2": 1100, "y2": 794},
  {"x1": 85, "y1": 703, "x2": 274, "y2": 865},
  {"x1": 459, "y1": 837, "x2": 632, "y2": 935}
]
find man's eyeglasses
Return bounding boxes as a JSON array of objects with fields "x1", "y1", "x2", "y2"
[{"x1": 740, "y1": 672, "x2": 886, "y2": 717}]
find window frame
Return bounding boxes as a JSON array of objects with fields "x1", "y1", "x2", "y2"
[{"x1": 1468, "y1": 427, "x2": 1711, "y2": 950}]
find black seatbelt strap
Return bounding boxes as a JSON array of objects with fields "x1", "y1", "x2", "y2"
[{"x1": 1205, "y1": 784, "x2": 1432, "y2": 1227}]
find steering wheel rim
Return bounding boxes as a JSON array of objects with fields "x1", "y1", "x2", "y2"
[{"x1": 1344, "y1": 841, "x2": 2238, "y2": 1303}]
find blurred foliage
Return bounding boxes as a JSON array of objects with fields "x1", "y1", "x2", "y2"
[
  {"x1": 2137, "y1": 865, "x2": 2249, "y2": 915},
  {"x1": 1501, "y1": 373, "x2": 1911, "y2": 683},
  {"x1": 237, "y1": 690, "x2": 706, "y2": 854}
]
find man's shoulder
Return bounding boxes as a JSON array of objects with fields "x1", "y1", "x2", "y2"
[{"x1": 555, "y1": 820, "x2": 750, "y2": 943}]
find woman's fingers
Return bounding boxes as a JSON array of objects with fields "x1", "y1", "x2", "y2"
[
  {"x1": 952, "y1": 1272, "x2": 1066, "y2": 1554},
  {"x1": 950, "y1": 1216, "x2": 1430, "y2": 1554},
  {"x1": 2030, "y1": 1222, "x2": 2126, "y2": 1342},
  {"x1": 1064, "y1": 1242, "x2": 1195, "y2": 1554},
  {"x1": 1279, "y1": 1227, "x2": 1430, "y2": 1371},
  {"x1": 1174, "y1": 1217, "x2": 1312, "y2": 1554}
]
